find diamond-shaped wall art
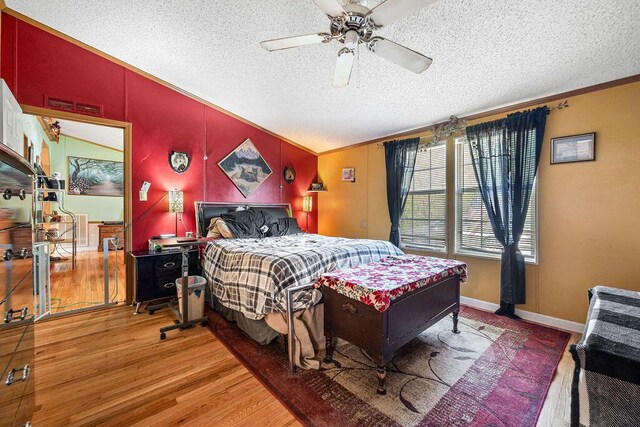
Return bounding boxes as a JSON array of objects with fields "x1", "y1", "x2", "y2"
[{"x1": 218, "y1": 138, "x2": 273, "y2": 198}]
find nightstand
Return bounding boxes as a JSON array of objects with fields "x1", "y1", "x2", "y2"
[
  {"x1": 127, "y1": 249, "x2": 200, "y2": 314},
  {"x1": 133, "y1": 237, "x2": 210, "y2": 340}
]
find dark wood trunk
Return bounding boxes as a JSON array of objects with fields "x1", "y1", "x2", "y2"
[{"x1": 323, "y1": 274, "x2": 461, "y2": 392}]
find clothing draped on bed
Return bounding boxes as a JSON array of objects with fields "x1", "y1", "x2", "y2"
[{"x1": 202, "y1": 233, "x2": 403, "y2": 321}]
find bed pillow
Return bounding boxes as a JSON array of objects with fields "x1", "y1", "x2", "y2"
[
  {"x1": 221, "y1": 209, "x2": 277, "y2": 238},
  {"x1": 206, "y1": 217, "x2": 234, "y2": 239},
  {"x1": 268, "y1": 217, "x2": 303, "y2": 237}
]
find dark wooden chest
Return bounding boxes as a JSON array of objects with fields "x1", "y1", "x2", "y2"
[{"x1": 323, "y1": 274, "x2": 461, "y2": 394}]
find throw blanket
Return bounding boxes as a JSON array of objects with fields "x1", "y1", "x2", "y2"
[
  {"x1": 316, "y1": 255, "x2": 468, "y2": 312},
  {"x1": 570, "y1": 286, "x2": 640, "y2": 427},
  {"x1": 202, "y1": 233, "x2": 402, "y2": 320},
  {"x1": 265, "y1": 304, "x2": 325, "y2": 370}
]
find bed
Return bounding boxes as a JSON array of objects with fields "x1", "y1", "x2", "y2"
[{"x1": 195, "y1": 201, "x2": 402, "y2": 346}]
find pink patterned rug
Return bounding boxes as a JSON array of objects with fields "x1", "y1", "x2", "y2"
[{"x1": 207, "y1": 306, "x2": 570, "y2": 426}]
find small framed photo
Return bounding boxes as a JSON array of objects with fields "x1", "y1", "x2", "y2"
[
  {"x1": 342, "y1": 167, "x2": 355, "y2": 182},
  {"x1": 550, "y1": 133, "x2": 596, "y2": 164},
  {"x1": 310, "y1": 182, "x2": 325, "y2": 191}
]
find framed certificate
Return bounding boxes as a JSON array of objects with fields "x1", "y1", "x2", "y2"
[{"x1": 550, "y1": 133, "x2": 596, "y2": 164}]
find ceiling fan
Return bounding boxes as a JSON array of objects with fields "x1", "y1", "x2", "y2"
[{"x1": 260, "y1": 0, "x2": 436, "y2": 87}]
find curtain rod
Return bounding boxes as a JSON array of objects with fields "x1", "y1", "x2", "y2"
[{"x1": 376, "y1": 100, "x2": 570, "y2": 149}]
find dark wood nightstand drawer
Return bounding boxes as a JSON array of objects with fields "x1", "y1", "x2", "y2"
[
  {"x1": 128, "y1": 250, "x2": 201, "y2": 303},
  {"x1": 148, "y1": 275, "x2": 178, "y2": 300},
  {"x1": 153, "y1": 254, "x2": 183, "y2": 275}
]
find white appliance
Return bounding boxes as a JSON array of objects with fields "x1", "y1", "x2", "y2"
[{"x1": 0, "y1": 79, "x2": 23, "y2": 156}]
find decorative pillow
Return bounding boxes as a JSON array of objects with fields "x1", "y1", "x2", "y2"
[
  {"x1": 206, "y1": 217, "x2": 234, "y2": 239},
  {"x1": 268, "y1": 217, "x2": 303, "y2": 237},
  {"x1": 216, "y1": 219, "x2": 234, "y2": 239},
  {"x1": 221, "y1": 209, "x2": 278, "y2": 239}
]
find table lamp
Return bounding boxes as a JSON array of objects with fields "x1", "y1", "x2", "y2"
[
  {"x1": 168, "y1": 188, "x2": 184, "y2": 235},
  {"x1": 302, "y1": 195, "x2": 312, "y2": 232}
]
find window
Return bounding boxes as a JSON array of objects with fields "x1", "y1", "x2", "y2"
[
  {"x1": 400, "y1": 141, "x2": 447, "y2": 252},
  {"x1": 454, "y1": 137, "x2": 537, "y2": 261}
]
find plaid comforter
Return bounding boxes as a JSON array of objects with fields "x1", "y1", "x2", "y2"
[
  {"x1": 202, "y1": 233, "x2": 402, "y2": 320},
  {"x1": 570, "y1": 286, "x2": 640, "y2": 427}
]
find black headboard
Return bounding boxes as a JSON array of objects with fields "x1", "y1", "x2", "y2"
[{"x1": 194, "y1": 201, "x2": 292, "y2": 237}]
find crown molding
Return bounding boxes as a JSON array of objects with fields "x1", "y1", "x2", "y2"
[
  {"x1": 319, "y1": 73, "x2": 640, "y2": 156},
  {"x1": 2, "y1": 8, "x2": 318, "y2": 156}
]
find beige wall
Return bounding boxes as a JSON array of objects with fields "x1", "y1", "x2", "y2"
[{"x1": 318, "y1": 80, "x2": 640, "y2": 324}]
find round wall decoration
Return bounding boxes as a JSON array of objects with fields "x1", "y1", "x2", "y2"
[
  {"x1": 169, "y1": 150, "x2": 191, "y2": 174},
  {"x1": 283, "y1": 166, "x2": 296, "y2": 183}
]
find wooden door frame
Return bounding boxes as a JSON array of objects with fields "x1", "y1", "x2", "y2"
[{"x1": 21, "y1": 104, "x2": 134, "y2": 304}]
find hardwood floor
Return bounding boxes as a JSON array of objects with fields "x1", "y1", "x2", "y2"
[
  {"x1": 33, "y1": 306, "x2": 578, "y2": 427},
  {"x1": 537, "y1": 332, "x2": 580, "y2": 427},
  {"x1": 33, "y1": 305, "x2": 298, "y2": 427},
  {"x1": 49, "y1": 249, "x2": 126, "y2": 313}
]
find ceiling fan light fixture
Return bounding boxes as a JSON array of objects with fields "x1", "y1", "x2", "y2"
[{"x1": 344, "y1": 30, "x2": 359, "y2": 50}]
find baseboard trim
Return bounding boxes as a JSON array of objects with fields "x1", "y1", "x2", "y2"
[{"x1": 460, "y1": 296, "x2": 585, "y2": 334}]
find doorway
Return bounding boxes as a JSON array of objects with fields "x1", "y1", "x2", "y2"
[{"x1": 23, "y1": 107, "x2": 132, "y2": 316}]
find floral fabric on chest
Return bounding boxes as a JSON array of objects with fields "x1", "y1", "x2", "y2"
[{"x1": 315, "y1": 255, "x2": 468, "y2": 312}]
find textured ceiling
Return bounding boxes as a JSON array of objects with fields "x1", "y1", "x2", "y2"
[
  {"x1": 55, "y1": 118, "x2": 124, "y2": 151},
  {"x1": 7, "y1": 0, "x2": 640, "y2": 153}
]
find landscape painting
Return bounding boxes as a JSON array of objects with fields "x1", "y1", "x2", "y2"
[
  {"x1": 218, "y1": 139, "x2": 272, "y2": 198},
  {"x1": 68, "y1": 156, "x2": 124, "y2": 197}
]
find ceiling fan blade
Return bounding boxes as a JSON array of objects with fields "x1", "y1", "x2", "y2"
[
  {"x1": 260, "y1": 33, "x2": 329, "y2": 51},
  {"x1": 313, "y1": 0, "x2": 345, "y2": 17},
  {"x1": 332, "y1": 48, "x2": 355, "y2": 88},
  {"x1": 368, "y1": 37, "x2": 432, "y2": 73},
  {"x1": 369, "y1": 0, "x2": 437, "y2": 27}
]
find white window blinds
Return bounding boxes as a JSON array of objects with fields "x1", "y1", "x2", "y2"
[
  {"x1": 400, "y1": 141, "x2": 447, "y2": 252},
  {"x1": 454, "y1": 137, "x2": 537, "y2": 260}
]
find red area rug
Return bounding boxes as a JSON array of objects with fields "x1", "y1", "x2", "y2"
[{"x1": 206, "y1": 306, "x2": 570, "y2": 427}]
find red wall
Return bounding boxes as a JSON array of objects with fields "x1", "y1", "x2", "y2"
[{"x1": 1, "y1": 13, "x2": 318, "y2": 249}]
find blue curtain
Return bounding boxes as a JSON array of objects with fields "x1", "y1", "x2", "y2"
[
  {"x1": 384, "y1": 138, "x2": 420, "y2": 247},
  {"x1": 466, "y1": 107, "x2": 547, "y2": 318}
]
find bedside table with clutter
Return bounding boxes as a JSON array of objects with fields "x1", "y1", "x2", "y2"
[{"x1": 127, "y1": 236, "x2": 211, "y2": 339}]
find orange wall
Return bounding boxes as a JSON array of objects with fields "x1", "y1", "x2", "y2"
[{"x1": 319, "y1": 80, "x2": 640, "y2": 323}]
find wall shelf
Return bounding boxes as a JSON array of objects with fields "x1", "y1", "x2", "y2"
[{"x1": 34, "y1": 176, "x2": 77, "y2": 269}]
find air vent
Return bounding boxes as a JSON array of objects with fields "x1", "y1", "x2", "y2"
[
  {"x1": 45, "y1": 96, "x2": 104, "y2": 117},
  {"x1": 46, "y1": 97, "x2": 75, "y2": 111},
  {"x1": 76, "y1": 103, "x2": 103, "y2": 116}
]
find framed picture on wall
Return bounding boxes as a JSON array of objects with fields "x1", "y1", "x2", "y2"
[
  {"x1": 341, "y1": 167, "x2": 355, "y2": 182},
  {"x1": 67, "y1": 156, "x2": 124, "y2": 196},
  {"x1": 550, "y1": 133, "x2": 596, "y2": 164},
  {"x1": 218, "y1": 138, "x2": 272, "y2": 198}
]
